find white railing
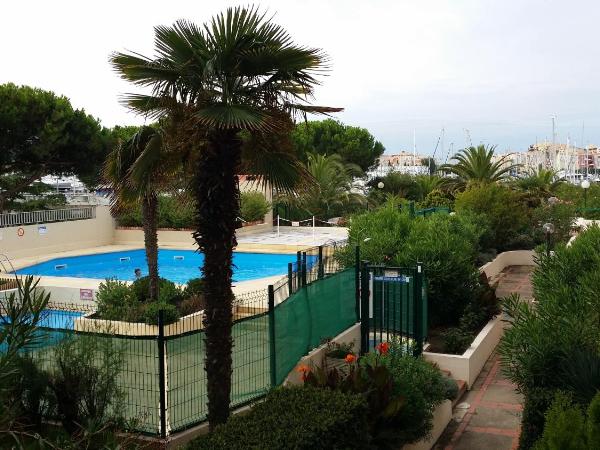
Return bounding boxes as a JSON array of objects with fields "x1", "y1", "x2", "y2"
[{"x1": 0, "y1": 206, "x2": 96, "y2": 228}]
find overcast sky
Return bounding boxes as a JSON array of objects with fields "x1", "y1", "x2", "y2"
[{"x1": 2, "y1": 0, "x2": 599, "y2": 156}]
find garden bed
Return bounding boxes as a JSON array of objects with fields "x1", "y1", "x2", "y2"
[{"x1": 423, "y1": 315, "x2": 505, "y2": 388}]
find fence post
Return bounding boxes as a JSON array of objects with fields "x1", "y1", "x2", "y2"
[
  {"x1": 268, "y1": 285, "x2": 277, "y2": 387},
  {"x1": 317, "y1": 245, "x2": 324, "y2": 279},
  {"x1": 354, "y1": 246, "x2": 360, "y2": 321},
  {"x1": 413, "y1": 263, "x2": 424, "y2": 357},
  {"x1": 360, "y1": 261, "x2": 370, "y2": 355},
  {"x1": 409, "y1": 201, "x2": 415, "y2": 218},
  {"x1": 301, "y1": 252, "x2": 307, "y2": 286},
  {"x1": 287, "y1": 262, "x2": 293, "y2": 295},
  {"x1": 296, "y1": 251, "x2": 302, "y2": 288},
  {"x1": 157, "y1": 309, "x2": 167, "y2": 438}
]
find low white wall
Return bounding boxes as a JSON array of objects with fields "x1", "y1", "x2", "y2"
[
  {"x1": 284, "y1": 323, "x2": 361, "y2": 385},
  {"x1": 403, "y1": 400, "x2": 452, "y2": 450},
  {"x1": 0, "y1": 206, "x2": 114, "y2": 260},
  {"x1": 113, "y1": 223, "x2": 273, "y2": 247},
  {"x1": 423, "y1": 315, "x2": 505, "y2": 388},
  {"x1": 480, "y1": 250, "x2": 535, "y2": 281}
]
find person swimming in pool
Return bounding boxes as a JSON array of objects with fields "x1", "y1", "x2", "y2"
[{"x1": 134, "y1": 268, "x2": 142, "y2": 279}]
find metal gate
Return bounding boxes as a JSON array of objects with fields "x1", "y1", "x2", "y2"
[{"x1": 359, "y1": 262, "x2": 427, "y2": 356}]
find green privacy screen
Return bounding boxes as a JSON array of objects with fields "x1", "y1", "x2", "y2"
[{"x1": 274, "y1": 268, "x2": 357, "y2": 384}]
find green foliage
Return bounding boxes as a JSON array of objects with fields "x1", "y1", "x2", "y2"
[
  {"x1": 187, "y1": 386, "x2": 370, "y2": 450},
  {"x1": 96, "y1": 276, "x2": 191, "y2": 324},
  {"x1": 555, "y1": 182, "x2": 600, "y2": 217},
  {"x1": 418, "y1": 188, "x2": 454, "y2": 209},
  {"x1": 0, "y1": 83, "x2": 111, "y2": 210},
  {"x1": 292, "y1": 119, "x2": 385, "y2": 171},
  {"x1": 48, "y1": 334, "x2": 126, "y2": 436},
  {"x1": 361, "y1": 352, "x2": 450, "y2": 444},
  {"x1": 530, "y1": 202, "x2": 576, "y2": 246},
  {"x1": 533, "y1": 391, "x2": 600, "y2": 450},
  {"x1": 441, "y1": 328, "x2": 473, "y2": 355},
  {"x1": 339, "y1": 205, "x2": 482, "y2": 326},
  {"x1": 439, "y1": 144, "x2": 521, "y2": 191},
  {"x1": 240, "y1": 191, "x2": 270, "y2": 222},
  {"x1": 115, "y1": 195, "x2": 196, "y2": 228},
  {"x1": 278, "y1": 152, "x2": 365, "y2": 219},
  {"x1": 184, "y1": 278, "x2": 205, "y2": 298},
  {"x1": 130, "y1": 276, "x2": 183, "y2": 304},
  {"x1": 455, "y1": 183, "x2": 529, "y2": 251},
  {"x1": 499, "y1": 227, "x2": 600, "y2": 448}
]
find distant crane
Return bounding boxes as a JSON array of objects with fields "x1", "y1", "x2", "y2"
[{"x1": 464, "y1": 129, "x2": 473, "y2": 148}]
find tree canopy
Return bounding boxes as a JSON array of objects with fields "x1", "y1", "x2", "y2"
[
  {"x1": 291, "y1": 119, "x2": 384, "y2": 172},
  {"x1": 0, "y1": 83, "x2": 111, "y2": 210}
]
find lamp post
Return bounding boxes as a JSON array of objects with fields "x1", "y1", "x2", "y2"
[
  {"x1": 581, "y1": 179, "x2": 590, "y2": 209},
  {"x1": 542, "y1": 222, "x2": 555, "y2": 257},
  {"x1": 548, "y1": 196, "x2": 559, "y2": 207},
  {"x1": 377, "y1": 181, "x2": 385, "y2": 190}
]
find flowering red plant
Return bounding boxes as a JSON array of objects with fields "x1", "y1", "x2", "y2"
[
  {"x1": 344, "y1": 353, "x2": 356, "y2": 364},
  {"x1": 296, "y1": 364, "x2": 311, "y2": 381},
  {"x1": 376, "y1": 342, "x2": 390, "y2": 355}
]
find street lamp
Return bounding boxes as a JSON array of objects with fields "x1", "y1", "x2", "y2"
[
  {"x1": 581, "y1": 179, "x2": 590, "y2": 209},
  {"x1": 542, "y1": 222, "x2": 555, "y2": 257},
  {"x1": 377, "y1": 181, "x2": 385, "y2": 190},
  {"x1": 547, "y1": 196, "x2": 559, "y2": 206}
]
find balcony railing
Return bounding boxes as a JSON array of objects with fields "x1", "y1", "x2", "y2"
[{"x1": 0, "y1": 206, "x2": 96, "y2": 228}]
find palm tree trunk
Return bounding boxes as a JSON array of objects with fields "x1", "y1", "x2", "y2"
[
  {"x1": 142, "y1": 193, "x2": 160, "y2": 301},
  {"x1": 193, "y1": 130, "x2": 240, "y2": 429}
]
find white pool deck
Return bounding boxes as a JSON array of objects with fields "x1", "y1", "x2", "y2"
[{"x1": 5, "y1": 227, "x2": 348, "y2": 297}]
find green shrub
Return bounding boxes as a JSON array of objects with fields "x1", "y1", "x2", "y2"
[
  {"x1": 96, "y1": 279, "x2": 134, "y2": 320},
  {"x1": 240, "y1": 191, "x2": 271, "y2": 222},
  {"x1": 441, "y1": 327, "x2": 473, "y2": 355},
  {"x1": 418, "y1": 188, "x2": 454, "y2": 209},
  {"x1": 183, "y1": 278, "x2": 205, "y2": 298},
  {"x1": 530, "y1": 203, "x2": 576, "y2": 246},
  {"x1": 187, "y1": 386, "x2": 370, "y2": 450},
  {"x1": 455, "y1": 183, "x2": 529, "y2": 251},
  {"x1": 520, "y1": 387, "x2": 557, "y2": 450},
  {"x1": 500, "y1": 227, "x2": 600, "y2": 448},
  {"x1": 533, "y1": 391, "x2": 600, "y2": 450},
  {"x1": 130, "y1": 276, "x2": 183, "y2": 304},
  {"x1": 142, "y1": 301, "x2": 179, "y2": 325},
  {"x1": 338, "y1": 204, "x2": 483, "y2": 327},
  {"x1": 360, "y1": 349, "x2": 449, "y2": 444},
  {"x1": 115, "y1": 195, "x2": 195, "y2": 229}
]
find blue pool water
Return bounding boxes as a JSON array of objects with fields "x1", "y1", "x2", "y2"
[{"x1": 17, "y1": 249, "x2": 307, "y2": 284}]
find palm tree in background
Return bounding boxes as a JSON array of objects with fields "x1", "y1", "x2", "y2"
[
  {"x1": 280, "y1": 152, "x2": 364, "y2": 218},
  {"x1": 104, "y1": 126, "x2": 174, "y2": 301},
  {"x1": 110, "y1": 7, "x2": 340, "y2": 427},
  {"x1": 440, "y1": 144, "x2": 521, "y2": 191},
  {"x1": 516, "y1": 167, "x2": 564, "y2": 197}
]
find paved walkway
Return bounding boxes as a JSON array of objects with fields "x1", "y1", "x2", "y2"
[{"x1": 435, "y1": 265, "x2": 534, "y2": 450}]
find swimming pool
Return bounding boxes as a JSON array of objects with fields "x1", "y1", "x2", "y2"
[{"x1": 16, "y1": 249, "x2": 310, "y2": 284}]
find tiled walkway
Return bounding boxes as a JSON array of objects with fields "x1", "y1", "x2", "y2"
[{"x1": 435, "y1": 265, "x2": 534, "y2": 450}]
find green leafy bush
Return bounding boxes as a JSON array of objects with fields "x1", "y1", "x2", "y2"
[
  {"x1": 529, "y1": 202, "x2": 576, "y2": 246},
  {"x1": 499, "y1": 226, "x2": 600, "y2": 448},
  {"x1": 130, "y1": 276, "x2": 183, "y2": 304},
  {"x1": 115, "y1": 195, "x2": 195, "y2": 229},
  {"x1": 533, "y1": 391, "x2": 600, "y2": 450},
  {"x1": 455, "y1": 183, "x2": 529, "y2": 251},
  {"x1": 338, "y1": 204, "x2": 483, "y2": 327},
  {"x1": 96, "y1": 276, "x2": 206, "y2": 325},
  {"x1": 240, "y1": 191, "x2": 270, "y2": 222},
  {"x1": 187, "y1": 386, "x2": 370, "y2": 450},
  {"x1": 418, "y1": 188, "x2": 454, "y2": 209},
  {"x1": 441, "y1": 327, "x2": 473, "y2": 355},
  {"x1": 352, "y1": 344, "x2": 449, "y2": 445}
]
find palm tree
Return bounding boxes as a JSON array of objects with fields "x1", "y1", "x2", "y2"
[
  {"x1": 110, "y1": 7, "x2": 339, "y2": 427},
  {"x1": 516, "y1": 167, "x2": 564, "y2": 197},
  {"x1": 104, "y1": 126, "x2": 171, "y2": 301},
  {"x1": 281, "y1": 153, "x2": 364, "y2": 218},
  {"x1": 440, "y1": 144, "x2": 521, "y2": 191}
]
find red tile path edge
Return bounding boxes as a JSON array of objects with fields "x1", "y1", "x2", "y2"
[{"x1": 444, "y1": 356, "x2": 521, "y2": 450}]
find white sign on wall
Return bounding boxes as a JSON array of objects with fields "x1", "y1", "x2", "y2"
[
  {"x1": 38, "y1": 225, "x2": 48, "y2": 235},
  {"x1": 80, "y1": 289, "x2": 94, "y2": 301}
]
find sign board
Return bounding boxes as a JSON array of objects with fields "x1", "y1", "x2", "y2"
[
  {"x1": 291, "y1": 221, "x2": 300, "y2": 227},
  {"x1": 373, "y1": 275, "x2": 411, "y2": 283},
  {"x1": 80, "y1": 288, "x2": 94, "y2": 301},
  {"x1": 38, "y1": 225, "x2": 47, "y2": 235}
]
